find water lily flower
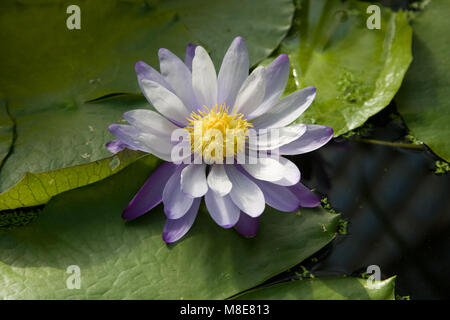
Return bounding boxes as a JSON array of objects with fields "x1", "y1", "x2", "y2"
[{"x1": 107, "y1": 37, "x2": 333, "y2": 243}]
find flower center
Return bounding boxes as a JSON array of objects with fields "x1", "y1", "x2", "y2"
[{"x1": 185, "y1": 105, "x2": 252, "y2": 163}]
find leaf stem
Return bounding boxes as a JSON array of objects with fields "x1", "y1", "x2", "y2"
[{"x1": 353, "y1": 138, "x2": 427, "y2": 150}]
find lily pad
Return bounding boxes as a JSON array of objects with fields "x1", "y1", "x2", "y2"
[
  {"x1": 0, "y1": 0, "x2": 294, "y2": 192},
  {"x1": 280, "y1": 0, "x2": 412, "y2": 136},
  {"x1": 396, "y1": 1, "x2": 450, "y2": 162},
  {"x1": 0, "y1": 97, "x2": 14, "y2": 167},
  {"x1": 0, "y1": 156, "x2": 340, "y2": 299},
  {"x1": 0, "y1": 149, "x2": 150, "y2": 211},
  {"x1": 235, "y1": 276, "x2": 396, "y2": 300}
]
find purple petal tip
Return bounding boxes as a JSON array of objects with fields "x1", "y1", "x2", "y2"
[
  {"x1": 121, "y1": 208, "x2": 134, "y2": 220},
  {"x1": 106, "y1": 139, "x2": 127, "y2": 154},
  {"x1": 158, "y1": 48, "x2": 170, "y2": 57},
  {"x1": 233, "y1": 36, "x2": 247, "y2": 48},
  {"x1": 327, "y1": 126, "x2": 334, "y2": 136},
  {"x1": 135, "y1": 61, "x2": 148, "y2": 73},
  {"x1": 162, "y1": 232, "x2": 178, "y2": 244},
  {"x1": 269, "y1": 53, "x2": 289, "y2": 68},
  {"x1": 278, "y1": 53, "x2": 289, "y2": 61},
  {"x1": 108, "y1": 124, "x2": 118, "y2": 133}
]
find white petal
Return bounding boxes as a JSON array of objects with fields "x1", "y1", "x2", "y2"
[
  {"x1": 241, "y1": 157, "x2": 285, "y2": 182},
  {"x1": 225, "y1": 165, "x2": 265, "y2": 217},
  {"x1": 205, "y1": 190, "x2": 240, "y2": 228},
  {"x1": 109, "y1": 124, "x2": 173, "y2": 161},
  {"x1": 159, "y1": 48, "x2": 199, "y2": 112},
  {"x1": 123, "y1": 109, "x2": 180, "y2": 138},
  {"x1": 248, "y1": 54, "x2": 290, "y2": 119},
  {"x1": 217, "y1": 36, "x2": 249, "y2": 107},
  {"x1": 135, "y1": 61, "x2": 173, "y2": 92},
  {"x1": 163, "y1": 166, "x2": 194, "y2": 219},
  {"x1": 278, "y1": 124, "x2": 334, "y2": 155},
  {"x1": 271, "y1": 157, "x2": 301, "y2": 186},
  {"x1": 249, "y1": 124, "x2": 307, "y2": 151},
  {"x1": 234, "y1": 66, "x2": 266, "y2": 116},
  {"x1": 242, "y1": 156, "x2": 300, "y2": 186},
  {"x1": 140, "y1": 133, "x2": 176, "y2": 162},
  {"x1": 162, "y1": 198, "x2": 200, "y2": 243},
  {"x1": 181, "y1": 164, "x2": 208, "y2": 198},
  {"x1": 207, "y1": 164, "x2": 232, "y2": 196},
  {"x1": 109, "y1": 124, "x2": 150, "y2": 153},
  {"x1": 184, "y1": 43, "x2": 196, "y2": 72},
  {"x1": 251, "y1": 86, "x2": 316, "y2": 129},
  {"x1": 192, "y1": 46, "x2": 218, "y2": 108},
  {"x1": 139, "y1": 79, "x2": 190, "y2": 125}
]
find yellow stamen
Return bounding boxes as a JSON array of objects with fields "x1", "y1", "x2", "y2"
[{"x1": 185, "y1": 104, "x2": 252, "y2": 163}]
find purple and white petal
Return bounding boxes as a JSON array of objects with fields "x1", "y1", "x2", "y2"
[
  {"x1": 251, "y1": 86, "x2": 316, "y2": 129},
  {"x1": 248, "y1": 124, "x2": 306, "y2": 151},
  {"x1": 289, "y1": 182, "x2": 321, "y2": 207},
  {"x1": 207, "y1": 164, "x2": 232, "y2": 196},
  {"x1": 139, "y1": 79, "x2": 190, "y2": 125},
  {"x1": 205, "y1": 190, "x2": 240, "y2": 228},
  {"x1": 122, "y1": 162, "x2": 177, "y2": 220},
  {"x1": 234, "y1": 66, "x2": 266, "y2": 116},
  {"x1": 226, "y1": 165, "x2": 265, "y2": 217},
  {"x1": 162, "y1": 198, "x2": 201, "y2": 243},
  {"x1": 184, "y1": 43, "x2": 197, "y2": 72},
  {"x1": 105, "y1": 139, "x2": 137, "y2": 154},
  {"x1": 192, "y1": 46, "x2": 218, "y2": 108},
  {"x1": 108, "y1": 124, "x2": 151, "y2": 153},
  {"x1": 123, "y1": 109, "x2": 180, "y2": 138},
  {"x1": 234, "y1": 212, "x2": 258, "y2": 237},
  {"x1": 181, "y1": 164, "x2": 208, "y2": 198},
  {"x1": 162, "y1": 165, "x2": 194, "y2": 219},
  {"x1": 109, "y1": 124, "x2": 174, "y2": 161},
  {"x1": 241, "y1": 157, "x2": 287, "y2": 183},
  {"x1": 278, "y1": 125, "x2": 334, "y2": 155},
  {"x1": 241, "y1": 156, "x2": 300, "y2": 186},
  {"x1": 217, "y1": 36, "x2": 249, "y2": 107},
  {"x1": 270, "y1": 157, "x2": 301, "y2": 186},
  {"x1": 251, "y1": 178, "x2": 301, "y2": 212},
  {"x1": 135, "y1": 61, "x2": 173, "y2": 92},
  {"x1": 159, "y1": 48, "x2": 199, "y2": 112},
  {"x1": 248, "y1": 54, "x2": 290, "y2": 119}
]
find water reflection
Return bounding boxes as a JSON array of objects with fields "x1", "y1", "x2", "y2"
[{"x1": 297, "y1": 110, "x2": 450, "y2": 299}]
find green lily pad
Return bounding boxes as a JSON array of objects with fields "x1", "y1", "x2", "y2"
[
  {"x1": 235, "y1": 276, "x2": 396, "y2": 300},
  {"x1": 0, "y1": 149, "x2": 150, "y2": 211},
  {"x1": 0, "y1": 97, "x2": 14, "y2": 167},
  {"x1": 280, "y1": 0, "x2": 412, "y2": 136},
  {"x1": 396, "y1": 1, "x2": 450, "y2": 162},
  {"x1": 0, "y1": 94, "x2": 151, "y2": 194},
  {"x1": 0, "y1": 0, "x2": 294, "y2": 192},
  {"x1": 0, "y1": 156, "x2": 340, "y2": 299}
]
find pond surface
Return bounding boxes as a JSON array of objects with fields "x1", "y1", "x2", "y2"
[{"x1": 295, "y1": 104, "x2": 450, "y2": 299}]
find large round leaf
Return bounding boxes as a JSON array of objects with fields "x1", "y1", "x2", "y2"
[
  {"x1": 0, "y1": 157, "x2": 339, "y2": 299},
  {"x1": 0, "y1": 95, "x2": 150, "y2": 193},
  {"x1": 0, "y1": 149, "x2": 149, "y2": 211},
  {"x1": 235, "y1": 277, "x2": 396, "y2": 300},
  {"x1": 279, "y1": 0, "x2": 412, "y2": 136},
  {"x1": 396, "y1": 1, "x2": 450, "y2": 162},
  {"x1": 0, "y1": 97, "x2": 13, "y2": 167},
  {"x1": 0, "y1": 0, "x2": 294, "y2": 192}
]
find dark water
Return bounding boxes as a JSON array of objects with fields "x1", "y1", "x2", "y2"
[{"x1": 294, "y1": 103, "x2": 450, "y2": 299}]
